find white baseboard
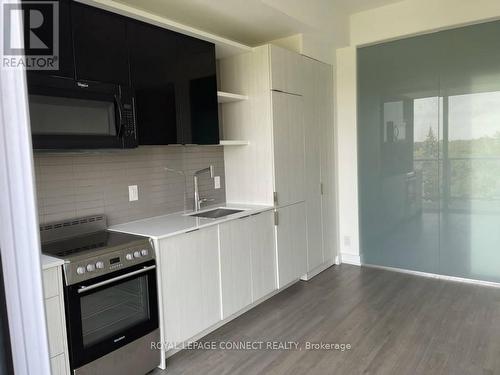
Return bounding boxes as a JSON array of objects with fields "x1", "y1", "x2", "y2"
[
  {"x1": 300, "y1": 260, "x2": 335, "y2": 281},
  {"x1": 364, "y1": 263, "x2": 500, "y2": 289},
  {"x1": 340, "y1": 252, "x2": 361, "y2": 266}
]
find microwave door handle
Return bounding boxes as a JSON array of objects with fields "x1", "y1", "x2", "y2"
[
  {"x1": 77, "y1": 265, "x2": 156, "y2": 294},
  {"x1": 114, "y1": 94, "x2": 124, "y2": 136}
]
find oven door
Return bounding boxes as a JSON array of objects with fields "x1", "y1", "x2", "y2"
[{"x1": 64, "y1": 260, "x2": 159, "y2": 370}]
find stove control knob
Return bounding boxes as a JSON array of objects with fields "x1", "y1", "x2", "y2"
[
  {"x1": 126, "y1": 253, "x2": 134, "y2": 261},
  {"x1": 76, "y1": 266, "x2": 86, "y2": 275},
  {"x1": 95, "y1": 261, "x2": 105, "y2": 269},
  {"x1": 141, "y1": 249, "x2": 149, "y2": 257},
  {"x1": 133, "y1": 251, "x2": 141, "y2": 258},
  {"x1": 86, "y1": 264, "x2": 95, "y2": 272}
]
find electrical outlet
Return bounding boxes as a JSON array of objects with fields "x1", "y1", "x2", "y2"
[
  {"x1": 214, "y1": 176, "x2": 221, "y2": 189},
  {"x1": 128, "y1": 185, "x2": 138, "y2": 201}
]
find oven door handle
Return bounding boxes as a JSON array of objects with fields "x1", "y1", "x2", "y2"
[{"x1": 77, "y1": 265, "x2": 156, "y2": 294}]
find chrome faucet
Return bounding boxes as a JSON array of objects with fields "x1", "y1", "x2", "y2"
[{"x1": 193, "y1": 165, "x2": 215, "y2": 212}]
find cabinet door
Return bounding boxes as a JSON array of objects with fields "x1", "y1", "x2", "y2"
[
  {"x1": 176, "y1": 35, "x2": 219, "y2": 145},
  {"x1": 45, "y1": 296, "x2": 65, "y2": 357},
  {"x1": 219, "y1": 217, "x2": 253, "y2": 318},
  {"x1": 272, "y1": 91, "x2": 305, "y2": 206},
  {"x1": 160, "y1": 226, "x2": 221, "y2": 344},
  {"x1": 71, "y1": 2, "x2": 129, "y2": 84},
  {"x1": 50, "y1": 354, "x2": 68, "y2": 375},
  {"x1": 303, "y1": 57, "x2": 325, "y2": 272},
  {"x1": 276, "y1": 202, "x2": 307, "y2": 288},
  {"x1": 269, "y1": 45, "x2": 302, "y2": 95},
  {"x1": 128, "y1": 21, "x2": 181, "y2": 145},
  {"x1": 25, "y1": 0, "x2": 74, "y2": 79},
  {"x1": 250, "y1": 211, "x2": 277, "y2": 301}
]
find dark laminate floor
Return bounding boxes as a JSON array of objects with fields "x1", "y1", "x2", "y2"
[{"x1": 153, "y1": 265, "x2": 500, "y2": 375}]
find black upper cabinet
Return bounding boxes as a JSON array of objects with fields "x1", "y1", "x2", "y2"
[
  {"x1": 176, "y1": 35, "x2": 219, "y2": 145},
  {"x1": 25, "y1": 0, "x2": 74, "y2": 79},
  {"x1": 27, "y1": 1, "x2": 219, "y2": 146},
  {"x1": 128, "y1": 21, "x2": 180, "y2": 145},
  {"x1": 71, "y1": 2, "x2": 129, "y2": 84},
  {"x1": 128, "y1": 22, "x2": 219, "y2": 145}
]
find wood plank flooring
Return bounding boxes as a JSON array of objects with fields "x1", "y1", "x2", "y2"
[{"x1": 153, "y1": 265, "x2": 500, "y2": 375}]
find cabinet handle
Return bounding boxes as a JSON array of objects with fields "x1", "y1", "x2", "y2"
[{"x1": 185, "y1": 228, "x2": 199, "y2": 234}]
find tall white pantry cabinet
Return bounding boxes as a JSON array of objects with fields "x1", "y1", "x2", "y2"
[{"x1": 219, "y1": 44, "x2": 337, "y2": 285}]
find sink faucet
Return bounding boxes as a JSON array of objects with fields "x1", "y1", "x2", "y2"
[{"x1": 193, "y1": 165, "x2": 215, "y2": 212}]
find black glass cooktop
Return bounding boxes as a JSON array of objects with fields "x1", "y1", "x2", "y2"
[{"x1": 42, "y1": 230, "x2": 145, "y2": 258}]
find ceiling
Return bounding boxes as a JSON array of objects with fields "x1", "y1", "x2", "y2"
[{"x1": 112, "y1": 0, "x2": 403, "y2": 46}]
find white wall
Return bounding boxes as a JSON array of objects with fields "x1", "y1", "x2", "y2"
[
  {"x1": 335, "y1": 47, "x2": 360, "y2": 265},
  {"x1": 336, "y1": 0, "x2": 500, "y2": 264}
]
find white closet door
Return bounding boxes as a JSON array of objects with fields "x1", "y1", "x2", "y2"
[
  {"x1": 272, "y1": 91, "x2": 305, "y2": 207},
  {"x1": 318, "y1": 62, "x2": 337, "y2": 264},
  {"x1": 269, "y1": 44, "x2": 303, "y2": 95},
  {"x1": 303, "y1": 57, "x2": 324, "y2": 272}
]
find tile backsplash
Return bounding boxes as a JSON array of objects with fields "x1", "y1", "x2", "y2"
[{"x1": 34, "y1": 146, "x2": 226, "y2": 226}]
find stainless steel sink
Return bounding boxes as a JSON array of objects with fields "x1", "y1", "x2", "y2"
[{"x1": 189, "y1": 208, "x2": 244, "y2": 219}]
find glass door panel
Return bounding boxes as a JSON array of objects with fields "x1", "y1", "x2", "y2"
[
  {"x1": 439, "y1": 21, "x2": 500, "y2": 282},
  {"x1": 358, "y1": 33, "x2": 441, "y2": 273},
  {"x1": 359, "y1": 19, "x2": 500, "y2": 283}
]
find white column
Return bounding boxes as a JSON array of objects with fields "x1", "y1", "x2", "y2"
[
  {"x1": 335, "y1": 46, "x2": 361, "y2": 266},
  {"x1": 0, "y1": 0, "x2": 51, "y2": 373}
]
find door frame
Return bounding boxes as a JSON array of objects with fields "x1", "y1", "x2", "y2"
[{"x1": 0, "y1": 2, "x2": 51, "y2": 373}]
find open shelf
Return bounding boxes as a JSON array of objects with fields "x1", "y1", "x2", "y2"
[
  {"x1": 219, "y1": 140, "x2": 250, "y2": 146},
  {"x1": 217, "y1": 91, "x2": 248, "y2": 103}
]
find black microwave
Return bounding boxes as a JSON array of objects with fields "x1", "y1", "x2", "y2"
[{"x1": 28, "y1": 75, "x2": 137, "y2": 150}]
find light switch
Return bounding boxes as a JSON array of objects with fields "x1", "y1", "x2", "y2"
[
  {"x1": 214, "y1": 176, "x2": 221, "y2": 189},
  {"x1": 128, "y1": 185, "x2": 138, "y2": 201}
]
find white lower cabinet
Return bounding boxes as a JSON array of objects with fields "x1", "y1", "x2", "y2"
[
  {"x1": 159, "y1": 210, "x2": 278, "y2": 350},
  {"x1": 219, "y1": 211, "x2": 277, "y2": 319},
  {"x1": 42, "y1": 267, "x2": 70, "y2": 375},
  {"x1": 275, "y1": 202, "x2": 307, "y2": 288},
  {"x1": 249, "y1": 211, "x2": 277, "y2": 300},
  {"x1": 219, "y1": 216, "x2": 253, "y2": 318},
  {"x1": 45, "y1": 296, "x2": 65, "y2": 357},
  {"x1": 50, "y1": 353, "x2": 67, "y2": 375},
  {"x1": 160, "y1": 226, "x2": 221, "y2": 345}
]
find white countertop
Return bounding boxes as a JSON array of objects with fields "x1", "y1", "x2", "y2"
[
  {"x1": 109, "y1": 203, "x2": 274, "y2": 240},
  {"x1": 41, "y1": 254, "x2": 65, "y2": 270}
]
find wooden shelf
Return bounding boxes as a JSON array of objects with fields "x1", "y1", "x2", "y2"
[
  {"x1": 219, "y1": 140, "x2": 250, "y2": 146},
  {"x1": 217, "y1": 91, "x2": 248, "y2": 103}
]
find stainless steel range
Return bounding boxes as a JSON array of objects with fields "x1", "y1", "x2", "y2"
[{"x1": 41, "y1": 215, "x2": 160, "y2": 375}]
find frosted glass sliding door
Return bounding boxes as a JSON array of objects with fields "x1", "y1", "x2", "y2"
[{"x1": 358, "y1": 20, "x2": 500, "y2": 283}]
